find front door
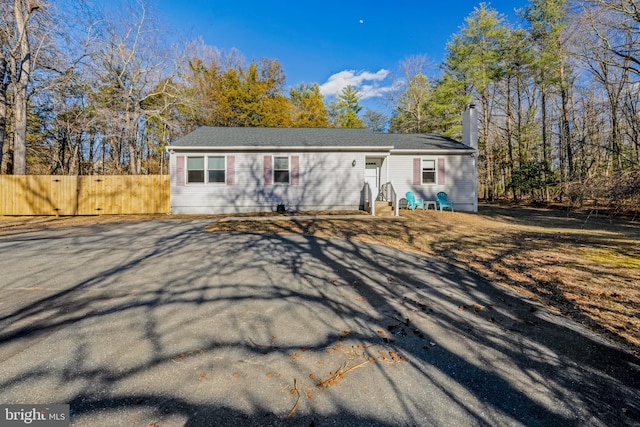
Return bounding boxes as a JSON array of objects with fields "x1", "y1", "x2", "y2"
[{"x1": 365, "y1": 158, "x2": 382, "y2": 199}]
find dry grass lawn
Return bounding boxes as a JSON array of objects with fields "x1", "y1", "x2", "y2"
[{"x1": 2, "y1": 204, "x2": 639, "y2": 356}]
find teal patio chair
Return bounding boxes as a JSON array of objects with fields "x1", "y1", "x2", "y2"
[
  {"x1": 405, "y1": 191, "x2": 425, "y2": 210},
  {"x1": 436, "y1": 192, "x2": 454, "y2": 212}
]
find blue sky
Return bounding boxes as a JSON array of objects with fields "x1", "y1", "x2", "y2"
[{"x1": 154, "y1": 0, "x2": 529, "y2": 109}]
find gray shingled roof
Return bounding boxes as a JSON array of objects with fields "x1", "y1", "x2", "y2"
[{"x1": 169, "y1": 127, "x2": 474, "y2": 151}]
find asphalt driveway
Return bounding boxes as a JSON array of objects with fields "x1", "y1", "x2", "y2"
[{"x1": 0, "y1": 219, "x2": 639, "y2": 426}]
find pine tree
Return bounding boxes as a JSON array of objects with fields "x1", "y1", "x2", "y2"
[
  {"x1": 444, "y1": 2, "x2": 509, "y2": 200},
  {"x1": 289, "y1": 83, "x2": 330, "y2": 127},
  {"x1": 330, "y1": 85, "x2": 365, "y2": 128},
  {"x1": 523, "y1": 0, "x2": 574, "y2": 181}
]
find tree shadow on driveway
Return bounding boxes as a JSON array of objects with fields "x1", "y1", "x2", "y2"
[{"x1": 0, "y1": 220, "x2": 639, "y2": 426}]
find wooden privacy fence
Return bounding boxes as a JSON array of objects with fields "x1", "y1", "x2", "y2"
[{"x1": 0, "y1": 175, "x2": 170, "y2": 215}]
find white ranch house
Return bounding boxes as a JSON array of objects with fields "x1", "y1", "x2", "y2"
[{"x1": 167, "y1": 106, "x2": 479, "y2": 215}]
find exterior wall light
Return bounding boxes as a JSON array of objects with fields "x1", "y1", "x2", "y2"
[{"x1": 352, "y1": 159, "x2": 356, "y2": 167}]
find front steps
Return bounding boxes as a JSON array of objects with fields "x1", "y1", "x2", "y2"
[{"x1": 374, "y1": 201, "x2": 395, "y2": 217}]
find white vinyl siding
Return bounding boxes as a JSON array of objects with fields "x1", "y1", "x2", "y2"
[
  {"x1": 170, "y1": 152, "x2": 365, "y2": 214},
  {"x1": 389, "y1": 154, "x2": 477, "y2": 212},
  {"x1": 170, "y1": 151, "x2": 477, "y2": 213}
]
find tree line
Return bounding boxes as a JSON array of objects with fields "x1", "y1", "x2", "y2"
[
  {"x1": 1, "y1": 0, "x2": 638, "y2": 209},
  {"x1": 390, "y1": 0, "x2": 639, "y2": 207},
  {"x1": 0, "y1": 0, "x2": 367, "y2": 176}
]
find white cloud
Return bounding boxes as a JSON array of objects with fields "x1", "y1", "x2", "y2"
[{"x1": 319, "y1": 69, "x2": 394, "y2": 100}]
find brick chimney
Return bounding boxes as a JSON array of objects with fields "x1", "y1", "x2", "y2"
[{"x1": 462, "y1": 104, "x2": 478, "y2": 150}]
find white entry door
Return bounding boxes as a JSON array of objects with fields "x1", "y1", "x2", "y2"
[{"x1": 365, "y1": 158, "x2": 382, "y2": 198}]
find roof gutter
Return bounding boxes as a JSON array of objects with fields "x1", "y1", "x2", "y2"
[
  {"x1": 166, "y1": 145, "x2": 395, "y2": 153},
  {"x1": 389, "y1": 148, "x2": 477, "y2": 155}
]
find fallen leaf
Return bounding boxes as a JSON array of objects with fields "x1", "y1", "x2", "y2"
[
  {"x1": 232, "y1": 373, "x2": 239, "y2": 378},
  {"x1": 309, "y1": 373, "x2": 315, "y2": 380},
  {"x1": 172, "y1": 353, "x2": 187, "y2": 363},
  {"x1": 355, "y1": 296, "x2": 364, "y2": 302},
  {"x1": 199, "y1": 373, "x2": 207, "y2": 378},
  {"x1": 306, "y1": 392, "x2": 313, "y2": 399},
  {"x1": 266, "y1": 373, "x2": 273, "y2": 378}
]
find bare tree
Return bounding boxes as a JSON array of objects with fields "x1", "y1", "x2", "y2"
[
  {"x1": 0, "y1": 49, "x2": 8, "y2": 173},
  {"x1": 583, "y1": 0, "x2": 640, "y2": 77},
  {"x1": 91, "y1": 0, "x2": 175, "y2": 174},
  {"x1": 3, "y1": 0, "x2": 43, "y2": 174}
]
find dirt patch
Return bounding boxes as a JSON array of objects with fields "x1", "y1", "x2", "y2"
[
  {"x1": 0, "y1": 210, "x2": 366, "y2": 236},
  {"x1": 0, "y1": 214, "x2": 167, "y2": 236}
]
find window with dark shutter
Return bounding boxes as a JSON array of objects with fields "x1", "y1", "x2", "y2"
[
  {"x1": 291, "y1": 156, "x2": 299, "y2": 185},
  {"x1": 264, "y1": 156, "x2": 273, "y2": 185},
  {"x1": 176, "y1": 156, "x2": 185, "y2": 186},
  {"x1": 422, "y1": 160, "x2": 436, "y2": 184},
  {"x1": 273, "y1": 156, "x2": 290, "y2": 184},
  {"x1": 207, "y1": 156, "x2": 225, "y2": 183},
  {"x1": 227, "y1": 156, "x2": 235, "y2": 185},
  {"x1": 187, "y1": 157, "x2": 205, "y2": 183},
  {"x1": 437, "y1": 158, "x2": 445, "y2": 185},
  {"x1": 413, "y1": 158, "x2": 421, "y2": 185}
]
